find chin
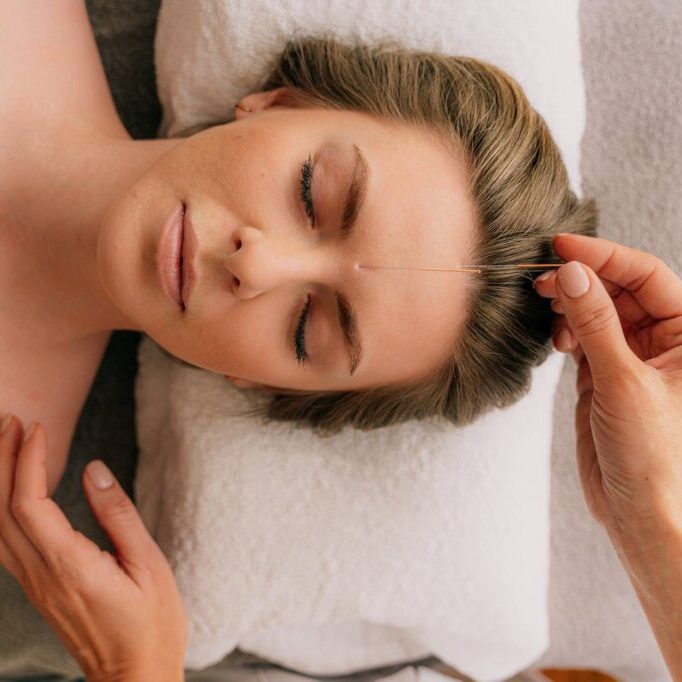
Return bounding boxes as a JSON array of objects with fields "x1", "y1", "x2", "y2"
[{"x1": 96, "y1": 194, "x2": 161, "y2": 329}]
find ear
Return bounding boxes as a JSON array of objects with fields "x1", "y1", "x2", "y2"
[
  {"x1": 234, "y1": 87, "x2": 301, "y2": 121},
  {"x1": 224, "y1": 375, "x2": 264, "y2": 389}
]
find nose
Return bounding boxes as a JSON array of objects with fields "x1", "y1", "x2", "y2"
[{"x1": 223, "y1": 226, "x2": 357, "y2": 299}]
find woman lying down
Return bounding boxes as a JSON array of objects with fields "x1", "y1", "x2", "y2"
[
  {"x1": 3, "y1": 34, "x2": 597, "y2": 494},
  {"x1": 0, "y1": 15, "x2": 597, "y2": 679}
]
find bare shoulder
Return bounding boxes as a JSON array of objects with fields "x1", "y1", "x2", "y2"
[{"x1": 0, "y1": 0, "x2": 127, "y2": 140}]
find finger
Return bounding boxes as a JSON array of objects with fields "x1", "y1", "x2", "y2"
[
  {"x1": 551, "y1": 298, "x2": 564, "y2": 315},
  {"x1": 0, "y1": 417, "x2": 47, "y2": 579},
  {"x1": 571, "y1": 342, "x2": 586, "y2": 366},
  {"x1": 551, "y1": 315, "x2": 577, "y2": 353},
  {"x1": 82, "y1": 460, "x2": 166, "y2": 584},
  {"x1": 537, "y1": 270, "x2": 620, "y2": 301},
  {"x1": 10, "y1": 423, "x2": 79, "y2": 564},
  {"x1": 537, "y1": 269, "x2": 653, "y2": 329},
  {"x1": 552, "y1": 233, "x2": 682, "y2": 320},
  {"x1": 575, "y1": 352, "x2": 593, "y2": 396},
  {"x1": 554, "y1": 261, "x2": 640, "y2": 384},
  {"x1": 13, "y1": 423, "x2": 49, "y2": 500},
  {"x1": 0, "y1": 417, "x2": 23, "y2": 576}
]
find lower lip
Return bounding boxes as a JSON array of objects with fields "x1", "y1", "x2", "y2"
[{"x1": 157, "y1": 203, "x2": 185, "y2": 311}]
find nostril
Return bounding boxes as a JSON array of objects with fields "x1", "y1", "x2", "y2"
[
  {"x1": 233, "y1": 276, "x2": 240, "y2": 289},
  {"x1": 234, "y1": 238, "x2": 242, "y2": 251}
]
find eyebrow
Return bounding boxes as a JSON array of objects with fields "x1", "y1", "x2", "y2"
[{"x1": 335, "y1": 143, "x2": 369, "y2": 375}]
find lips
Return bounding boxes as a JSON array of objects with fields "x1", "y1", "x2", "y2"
[{"x1": 157, "y1": 203, "x2": 186, "y2": 311}]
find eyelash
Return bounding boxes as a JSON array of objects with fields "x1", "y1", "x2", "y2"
[
  {"x1": 295, "y1": 294, "x2": 312, "y2": 365},
  {"x1": 294, "y1": 154, "x2": 316, "y2": 365}
]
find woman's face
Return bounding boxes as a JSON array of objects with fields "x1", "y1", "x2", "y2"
[{"x1": 98, "y1": 88, "x2": 478, "y2": 392}]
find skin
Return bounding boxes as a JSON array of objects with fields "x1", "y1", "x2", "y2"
[{"x1": 4, "y1": 87, "x2": 479, "y2": 396}]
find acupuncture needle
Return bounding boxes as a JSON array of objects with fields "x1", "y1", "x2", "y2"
[{"x1": 357, "y1": 263, "x2": 565, "y2": 275}]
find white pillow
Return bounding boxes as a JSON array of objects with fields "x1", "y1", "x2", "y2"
[
  {"x1": 155, "y1": 0, "x2": 585, "y2": 195},
  {"x1": 135, "y1": 341, "x2": 565, "y2": 680},
  {"x1": 142, "y1": 0, "x2": 585, "y2": 679}
]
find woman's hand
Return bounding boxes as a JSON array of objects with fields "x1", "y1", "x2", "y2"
[
  {"x1": 0, "y1": 415, "x2": 188, "y2": 682},
  {"x1": 533, "y1": 233, "x2": 682, "y2": 538}
]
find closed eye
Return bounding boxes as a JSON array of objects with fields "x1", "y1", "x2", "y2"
[{"x1": 294, "y1": 294, "x2": 312, "y2": 365}]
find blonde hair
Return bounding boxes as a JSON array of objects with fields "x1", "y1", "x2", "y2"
[{"x1": 172, "y1": 35, "x2": 598, "y2": 435}]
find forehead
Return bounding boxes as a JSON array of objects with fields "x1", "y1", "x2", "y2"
[{"x1": 312, "y1": 110, "x2": 479, "y2": 385}]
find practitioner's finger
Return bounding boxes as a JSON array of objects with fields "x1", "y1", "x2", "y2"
[
  {"x1": 575, "y1": 350, "x2": 592, "y2": 396},
  {"x1": 552, "y1": 234, "x2": 682, "y2": 321},
  {"x1": 551, "y1": 298, "x2": 564, "y2": 315},
  {"x1": 551, "y1": 315, "x2": 577, "y2": 353},
  {"x1": 554, "y1": 261, "x2": 641, "y2": 386},
  {"x1": 10, "y1": 422, "x2": 79, "y2": 566},
  {"x1": 537, "y1": 269, "x2": 621, "y2": 300},
  {"x1": 0, "y1": 417, "x2": 47, "y2": 579},
  {"x1": 536, "y1": 262, "x2": 654, "y2": 329}
]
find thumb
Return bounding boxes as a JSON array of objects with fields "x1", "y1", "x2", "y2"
[
  {"x1": 83, "y1": 459, "x2": 163, "y2": 577},
  {"x1": 555, "y1": 260, "x2": 639, "y2": 384}
]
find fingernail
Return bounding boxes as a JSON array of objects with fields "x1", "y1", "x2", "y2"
[
  {"x1": 0, "y1": 414, "x2": 13, "y2": 435},
  {"x1": 535, "y1": 270, "x2": 553, "y2": 284},
  {"x1": 22, "y1": 422, "x2": 37, "y2": 445},
  {"x1": 86, "y1": 460, "x2": 114, "y2": 490},
  {"x1": 555, "y1": 328, "x2": 574, "y2": 352},
  {"x1": 557, "y1": 261, "x2": 590, "y2": 298}
]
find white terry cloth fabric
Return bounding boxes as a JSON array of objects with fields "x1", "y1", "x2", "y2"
[
  {"x1": 154, "y1": 0, "x2": 586, "y2": 190},
  {"x1": 138, "y1": 0, "x2": 585, "y2": 679},
  {"x1": 135, "y1": 342, "x2": 564, "y2": 681}
]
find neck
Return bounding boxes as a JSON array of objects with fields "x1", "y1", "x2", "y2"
[{"x1": 1, "y1": 131, "x2": 183, "y2": 344}]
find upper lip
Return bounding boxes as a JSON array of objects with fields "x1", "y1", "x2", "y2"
[{"x1": 181, "y1": 204, "x2": 197, "y2": 310}]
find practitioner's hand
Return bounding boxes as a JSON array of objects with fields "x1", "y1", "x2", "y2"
[
  {"x1": 0, "y1": 416, "x2": 187, "y2": 682},
  {"x1": 533, "y1": 234, "x2": 682, "y2": 539}
]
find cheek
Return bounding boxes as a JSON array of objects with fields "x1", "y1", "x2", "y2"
[{"x1": 164, "y1": 302, "x2": 288, "y2": 380}]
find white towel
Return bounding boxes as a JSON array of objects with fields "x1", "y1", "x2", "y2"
[
  {"x1": 135, "y1": 341, "x2": 565, "y2": 680},
  {"x1": 137, "y1": 0, "x2": 586, "y2": 679}
]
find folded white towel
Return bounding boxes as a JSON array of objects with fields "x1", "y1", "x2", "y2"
[
  {"x1": 138, "y1": 0, "x2": 586, "y2": 679},
  {"x1": 135, "y1": 339, "x2": 563, "y2": 680},
  {"x1": 135, "y1": 340, "x2": 565, "y2": 680}
]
